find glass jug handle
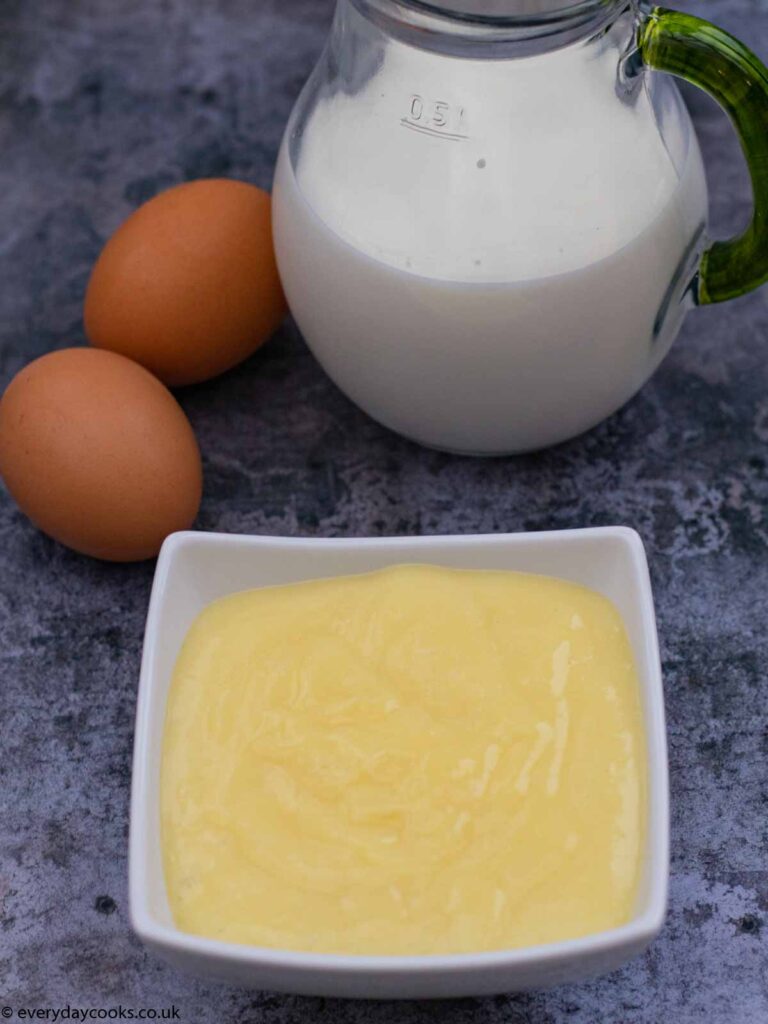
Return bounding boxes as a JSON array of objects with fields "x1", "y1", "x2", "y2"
[{"x1": 639, "y1": 7, "x2": 768, "y2": 304}]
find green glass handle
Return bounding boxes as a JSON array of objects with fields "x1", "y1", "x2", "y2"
[{"x1": 639, "y1": 7, "x2": 768, "y2": 304}]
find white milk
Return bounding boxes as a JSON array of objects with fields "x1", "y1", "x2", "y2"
[{"x1": 273, "y1": 15, "x2": 708, "y2": 452}]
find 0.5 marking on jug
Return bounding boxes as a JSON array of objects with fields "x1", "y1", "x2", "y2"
[{"x1": 400, "y1": 95, "x2": 468, "y2": 142}]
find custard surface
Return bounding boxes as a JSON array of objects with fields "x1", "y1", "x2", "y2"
[{"x1": 161, "y1": 565, "x2": 645, "y2": 954}]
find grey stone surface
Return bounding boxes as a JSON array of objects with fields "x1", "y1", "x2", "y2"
[{"x1": 0, "y1": 0, "x2": 767, "y2": 1020}]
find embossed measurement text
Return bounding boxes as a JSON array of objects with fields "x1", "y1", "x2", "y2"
[{"x1": 400, "y1": 95, "x2": 468, "y2": 141}]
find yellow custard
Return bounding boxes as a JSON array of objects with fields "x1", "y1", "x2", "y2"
[{"x1": 161, "y1": 565, "x2": 646, "y2": 955}]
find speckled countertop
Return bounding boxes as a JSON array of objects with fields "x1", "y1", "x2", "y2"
[{"x1": 0, "y1": 0, "x2": 766, "y2": 1020}]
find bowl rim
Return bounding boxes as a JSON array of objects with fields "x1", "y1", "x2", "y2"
[{"x1": 129, "y1": 526, "x2": 669, "y2": 972}]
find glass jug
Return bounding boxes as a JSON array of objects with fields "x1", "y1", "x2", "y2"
[{"x1": 273, "y1": 0, "x2": 768, "y2": 454}]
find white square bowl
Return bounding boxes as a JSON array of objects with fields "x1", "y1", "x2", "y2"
[{"x1": 130, "y1": 527, "x2": 668, "y2": 999}]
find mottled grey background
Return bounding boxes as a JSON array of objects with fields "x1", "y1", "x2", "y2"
[{"x1": 0, "y1": 0, "x2": 766, "y2": 1020}]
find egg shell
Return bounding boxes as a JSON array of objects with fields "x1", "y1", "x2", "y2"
[
  {"x1": 0, "y1": 348, "x2": 203, "y2": 561},
  {"x1": 84, "y1": 179, "x2": 286, "y2": 387}
]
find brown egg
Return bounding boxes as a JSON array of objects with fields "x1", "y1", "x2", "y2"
[
  {"x1": 0, "y1": 348, "x2": 202, "y2": 561},
  {"x1": 84, "y1": 179, "x2": 286, "y2": 387}
]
